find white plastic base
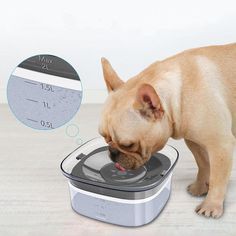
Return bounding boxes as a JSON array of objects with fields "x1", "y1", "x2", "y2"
[{"x1": 68, "y1": 174, "x2": 172, "y2": 227}]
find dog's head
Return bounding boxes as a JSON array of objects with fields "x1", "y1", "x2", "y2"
[{"x1": 99, "y1": 58, "x2": 172, "y2": 169}]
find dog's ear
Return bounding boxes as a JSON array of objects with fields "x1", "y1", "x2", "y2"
[
  {"x1": 133, "y1": 83, "x2": 164, "y2": 121},
  {"x1": 101, "y1": 57, "x2": 124, "y2": 92}
]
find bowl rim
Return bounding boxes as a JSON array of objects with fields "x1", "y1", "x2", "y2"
[{"x1": 60, "y1": 136, "x2": 179, "y2": 192}]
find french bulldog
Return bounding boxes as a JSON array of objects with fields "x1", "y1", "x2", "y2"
[{"x1": 98, "y1": 43, "x2": 236, "y2": 218}]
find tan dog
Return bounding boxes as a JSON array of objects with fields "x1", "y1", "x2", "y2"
[{"x1": 98, "y1": 43, "x2": 236, "y2": 218}]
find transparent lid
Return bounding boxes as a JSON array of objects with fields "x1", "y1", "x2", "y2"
[{"x1": 60, "y1": 137, "x2": 179, "y2": 191}]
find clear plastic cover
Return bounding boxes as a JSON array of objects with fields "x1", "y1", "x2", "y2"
[{"x1": 61, "y1": 137, "x2": 179, "y2": 191}]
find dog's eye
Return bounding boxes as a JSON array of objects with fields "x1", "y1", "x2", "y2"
[{"x1": 121, "y1": 143, "x2": 134, "y2": 149}]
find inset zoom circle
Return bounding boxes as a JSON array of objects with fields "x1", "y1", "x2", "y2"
[{"x1": 7, "y1": 54, "x2": 82, "y2": 130}]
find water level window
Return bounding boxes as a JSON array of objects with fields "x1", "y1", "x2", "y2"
[{"x1": 7, "y1": 54, "x2": 82, "y2": 130}]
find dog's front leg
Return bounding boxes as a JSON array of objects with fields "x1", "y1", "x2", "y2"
[
  {"x1": 185, "y1": 140, "x2": 209, "y2": 196},
  {"x1": 195, "y1": 139, "x2": 234, "y2": 218}
]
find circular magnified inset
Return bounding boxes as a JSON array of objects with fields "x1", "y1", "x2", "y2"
[{"x1": 7, "y1": 54, "x2": 82, "y2": 130}]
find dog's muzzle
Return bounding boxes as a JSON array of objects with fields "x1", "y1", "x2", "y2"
[{"x1": 108, "y1": 146, "x2": 120, "y2": 162}]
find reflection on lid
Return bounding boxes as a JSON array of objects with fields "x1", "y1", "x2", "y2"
[{"x1": 84, "y1": 150, "x2": 111, "y2": 171}]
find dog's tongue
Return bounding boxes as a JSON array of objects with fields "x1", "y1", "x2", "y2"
[{"x1": 115, "y1": 162, "x2": 126, "y2": 172}]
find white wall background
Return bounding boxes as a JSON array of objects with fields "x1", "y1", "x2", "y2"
[{"x1": 0, "y1": 0, "x2": 236, "y2": 103}]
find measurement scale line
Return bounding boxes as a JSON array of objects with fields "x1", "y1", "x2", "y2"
[
  {"x1": 14, "y1": 68, "x2": 81, "y2": 90},
  {"x1": 26, "y1": 118, "x2": 38, "y2": 123},
  {"x1": 24, "y1": 80, "x2": 38, "y2": 85},
  {"x1": 26, "y1": 98, "x2": 39, "y2": 103},
  {"x1": 20, "y1": 63, "x2": 78, "y2": 79}
]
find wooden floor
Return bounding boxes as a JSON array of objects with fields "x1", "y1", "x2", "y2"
[{"x1": 0, "y1": 104, "x2": 235, "y2": 236}]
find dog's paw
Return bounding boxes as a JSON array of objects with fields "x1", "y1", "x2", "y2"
[
  {"x1": 187, "y1": 181, "x2": 208, "y2": 196},
  {"x1": 195, "y1": 201, "x2": 223, "y2": 218}
]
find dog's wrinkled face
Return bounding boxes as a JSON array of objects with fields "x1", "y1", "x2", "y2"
[{"x1": 99, "y1": 58, "x2": 172, "y2": 169}]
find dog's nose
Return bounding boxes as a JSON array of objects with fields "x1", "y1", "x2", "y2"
[{"x1": 108, "y1": 146, "x2": 120, "y2": 162}]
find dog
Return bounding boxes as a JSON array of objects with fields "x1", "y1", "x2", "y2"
[{"x1": 98, "y1": 43, "x2": 236, "y2": 218}]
